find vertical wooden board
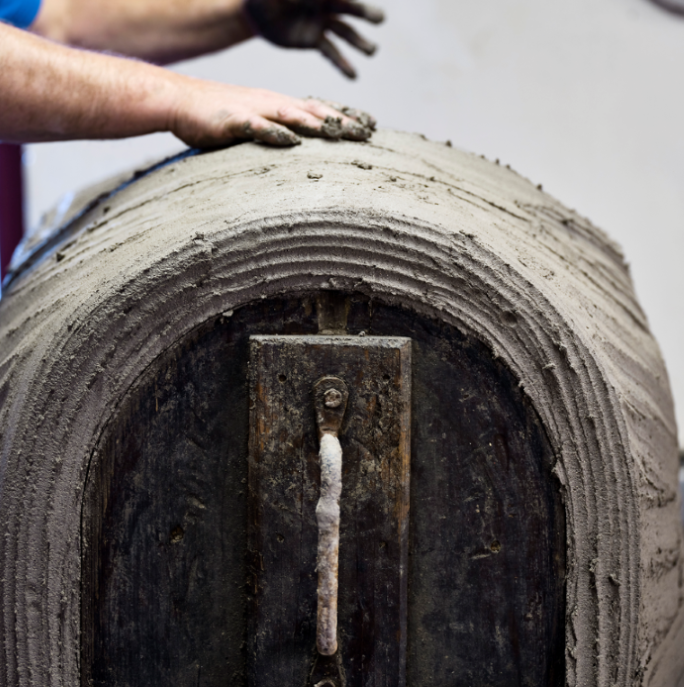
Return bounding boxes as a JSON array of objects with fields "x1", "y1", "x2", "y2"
[
  {"x1": 364, "y1": 304, "x2": 566, "y2": 687},
  {"x1": 81, "y1": 323, "x2": 251, "y2": 687},
  {"x1": 248, "y1": 336, "x2": 412, "y2": 687},
  {"x1": 81, "y1": 299, "x2": 320, "y2": 687}
]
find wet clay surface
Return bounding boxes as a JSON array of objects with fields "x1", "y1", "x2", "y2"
[{"x1": 82, "y1": 295, "x2": 564, "y2": 687}]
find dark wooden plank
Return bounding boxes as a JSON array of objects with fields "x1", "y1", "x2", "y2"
[
  {"x1": 81, "y1": 324, "x2": 250, "y2": 687},
  {"x1": 81, "y1": 300, "x2": 320, "y2": 687},
  {"x1": 364, "y1": 305, "x2": 566, "y2": 687},
  {"x1": 247, "y1": 336, "x2": 412, "y2": 687}
]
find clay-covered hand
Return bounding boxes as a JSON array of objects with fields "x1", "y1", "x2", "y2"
[
  {"x1": 243, "y1": 0, "x2": 384, "y2": 78},
  {"x1": 0, "y1": 22, "x2": 377, "y2": 146},
  {"x1": 171, "y1": 80, "x2": 376, "y2": 148}
]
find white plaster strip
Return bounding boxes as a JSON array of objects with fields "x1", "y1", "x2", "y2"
[{"x1": 316, "y1": 432, "x2": 342, "y2": 655}]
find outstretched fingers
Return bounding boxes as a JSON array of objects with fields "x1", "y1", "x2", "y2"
[
  {"x1": 327, "y1": 0, "x2": 385, "y2": 24},
  {"x1": 318, "y1": 35, "x2": 356, "y2": 79},
  {"x1": 327, "y1": 18, "x2": 377, "y2": 55}
]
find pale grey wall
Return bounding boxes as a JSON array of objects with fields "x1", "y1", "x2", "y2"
[{"x1": 24, "y1": 0, "x2": 684, "y2": 440}]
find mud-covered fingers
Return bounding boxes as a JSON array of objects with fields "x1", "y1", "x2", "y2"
[
  {"x1": 299, "y1": 98, "x2": 358, "y2": 130},
  {"x1": 327, "y1": 0, "x2": 385, "y2": 24},
  {"x1": 327, "y1": 18, "x2": 377, "y2": 55},
  {"x1": 308, "y1": 98, "x2": 377, "y2": 131},
  {"x1": 341, "y1": 106, "x2": 376, "y2": 130},
  {"x1": 241, "y1": 116, "x2": 301, "y2": 146},
  {"x1": 318, "y1": 35, "x2": 356, "y2": 79},
  {"x1": 301, "y1": 98, "x2": 350, "y2": 123},
  {"x1": 272, "y1": 104, "x2": 345, "y2": 140},
  {"x1": 301, "y1": 99, "x2": 373, "y2": 141}
]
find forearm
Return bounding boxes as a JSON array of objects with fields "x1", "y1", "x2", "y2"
[
  {"x1": 31, "y1": 0, "x2": 254, "y2": 64},
  {"x1": 0, "y1": 23, "x2": 178, "y2": 142},
  {"x1": 0, "y1": 23, "x2": 374, "y2": 148}
]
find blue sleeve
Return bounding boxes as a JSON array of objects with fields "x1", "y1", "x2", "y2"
[{"x1": 0, "y1": 0, "x2": 42, "y2": 29}]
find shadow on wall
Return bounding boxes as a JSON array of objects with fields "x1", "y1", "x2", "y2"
[{"x1": 648, "y1": 0, "x2": 684, "y2": 16}]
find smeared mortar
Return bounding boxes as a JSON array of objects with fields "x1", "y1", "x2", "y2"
[{"x1": 0, "y1": 130, "x2": 681, "y2": 686}]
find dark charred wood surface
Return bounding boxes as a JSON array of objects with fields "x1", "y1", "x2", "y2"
[
  {"x1": 82, "y1": 293, "x2": 565, "y2": 687},
  {"x1": 248, "y1": 336, "x2": 411, "y2": 687}
]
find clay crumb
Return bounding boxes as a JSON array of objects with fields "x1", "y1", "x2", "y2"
[
  {"x1": 352, "y1": 160, "x2": 373, "y2": 170},
  {"x1": 308, "y1": 172, "x2": 323, "y2": 180},
  {"x1": 446, "y1": 140, "x2": 452, "y2": 147},
  {"x1": 389, "y1": 176, "x2": 398, "y2": 182},
  {"x1": 537, "y1": 183, "x2": 543, "y2": 191}
]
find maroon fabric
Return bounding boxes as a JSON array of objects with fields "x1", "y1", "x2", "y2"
[{"x1": 0, "y1": 143, "x2": 25, "y2": 281}]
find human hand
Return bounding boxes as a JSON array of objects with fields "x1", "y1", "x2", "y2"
[
  {"x1": 0, "y1": 23, "x2": 377, "y2": 147},
  {"x1": 170, "y1": 78, "x2": 376, "y2": 148},
  {"x1": 243, "y1": 0, "x2": 384, "y2": 78}
]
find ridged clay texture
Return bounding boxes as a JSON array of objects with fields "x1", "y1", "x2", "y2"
[{"x1": 0, "y1": 130, "x2": 682, "y2": 686}]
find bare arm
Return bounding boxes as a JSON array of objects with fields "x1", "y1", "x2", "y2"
[
  {"x1": 31, "y1": 0, "x2": 254, "y2": 65},
  {"x1": 31, "y1": 0, "x2": 384, "y2": 76},
  {"x1": 0, "y1": 23, "x2": 372, "y2": 145}
]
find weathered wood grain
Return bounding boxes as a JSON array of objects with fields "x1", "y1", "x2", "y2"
[
  {"x1": 247, "y1": 336, "x2": 411, "y2": 687},
  {"x1": 81, "y1": 295, "x2": 565, "y2": 686},
  {"x1": 81, "y1": 321, "x2": 251, "y2": 687}
]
